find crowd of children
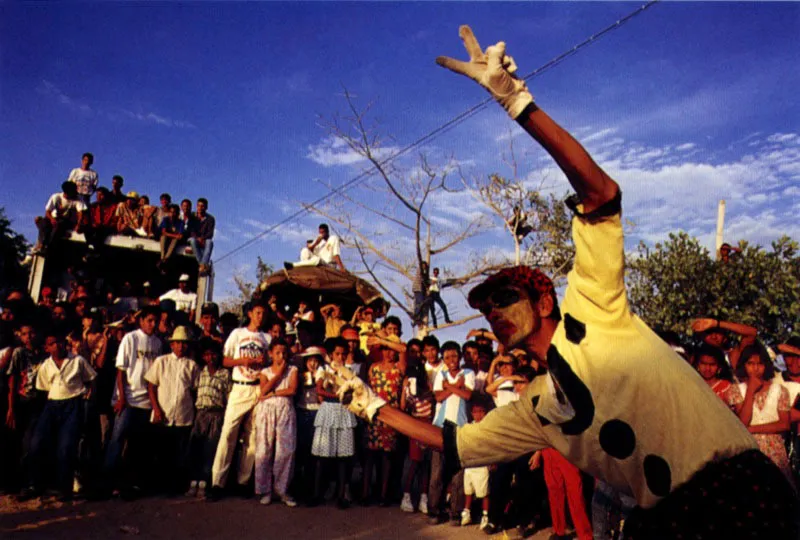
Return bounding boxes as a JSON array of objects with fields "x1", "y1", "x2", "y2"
[{"x1": 2, "y1": 283, "x2": 799, "y2": 539}]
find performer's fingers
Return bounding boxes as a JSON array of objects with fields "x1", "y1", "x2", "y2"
[
  {"x1": 459, "y1": 25, "x2": 484, "y2": 61},
  {"x1": 436, "y1": 55, "x2": 476, "y2": 78},
  {"x1": 503, "y1": 54, "x2": 518, "y2": 75},
  {"x1": 486, "y1": 42, "x2": 507, "y2": 73}
]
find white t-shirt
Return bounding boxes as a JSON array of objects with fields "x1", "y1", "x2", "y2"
[
  {"x1": 224, "y1": 327, "x2": 272, "y2": 382},
  {"x1": 36, "y1": 354, "x2": 96, "y2": 401},
  {"x1": 160, "y1": 288, "x2": 198, "y2": 314},
  {"x1": 114, "y1": 329, "x2": 163, "y2": 408},
  {"x1": 144, "y1": 353, "x2": 200, "y2": 426},
  {"x1": 433, "y1": 368, "x2": 475, "y2": 428},
  {"x1": 45, "y1": 193, "x2": 87, "y2": 220},
  {"x1": 67, "y1": 168, "x2": 99, "y2": 197},
  {"x1": 315, "y1": 235, "x2": 341, "y2": 264},
  {"x1": 424, "y1": 361, "x2": 446, "y2": 390}
]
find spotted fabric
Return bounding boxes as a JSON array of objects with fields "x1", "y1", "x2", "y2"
[{"x1": 623, "y1": 450, "x2": 798, "y2": 539}]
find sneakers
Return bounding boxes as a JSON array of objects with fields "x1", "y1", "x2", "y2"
[
  {"x1": 418, "y1": 493, "x2": 428, "y2": 514},
  {"x1": 186, "y1": 481, "x2": 198, "y2": 497},
  {"x1": 259, "y1": 495, "x2": 272, "y2": 506},
  {"x1": 400, "y1": 493, "x2": 414, "y2": 513},
  {"x1": 197, "y1": 481, "x2": 207, "y2": 499},
  {"x1": 461, "y1": 509, "x2": 472, "y2": 526},
  {"x1": 479, "y1": 514, "x2": 490, "y2": 531},
  {"x1": 279, "y1": 494, "x2": 297, "y2": 507}
]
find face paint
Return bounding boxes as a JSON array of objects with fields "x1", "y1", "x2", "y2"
[{"x1": 489, "y1": 290, "x2": 536, "y2": 348}]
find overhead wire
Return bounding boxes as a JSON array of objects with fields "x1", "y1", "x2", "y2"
[{"x1": 214, "y1": 0, "x2": 659, "y2": 266}]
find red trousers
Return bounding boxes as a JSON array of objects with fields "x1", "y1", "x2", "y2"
[{"x1": 542, "y1": 448, "x2": 592, "y2": 540}]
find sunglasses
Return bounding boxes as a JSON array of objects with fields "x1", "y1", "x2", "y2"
[{"x1": 478, "y1": 288, "x2": 522, "y2": 315}]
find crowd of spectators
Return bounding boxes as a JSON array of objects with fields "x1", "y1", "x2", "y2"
[
  {"x1": 2, "y1": 274, "x2": 798, "y2": 539},
  {"x1": 32, "y1": 152, "x2": 215, "y2": 276}
]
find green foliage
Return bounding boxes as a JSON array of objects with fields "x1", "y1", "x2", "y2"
[
  {"x1": 627, "y1": 232, "x2": 800, "y2": 346},
  {"x1": 524, "y1": 191, "x2": 575, "y2": 287},
  {"x1": 0, "y1": 207, "x2": 30, "y2": 288}
]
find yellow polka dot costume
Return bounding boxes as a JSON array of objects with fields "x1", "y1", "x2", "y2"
[{"x1": 455, "y1": 192, "x2": 758, "y2": 510}]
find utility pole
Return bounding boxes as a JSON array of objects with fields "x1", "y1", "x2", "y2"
[{"x1": 715, "y1": 200, "x2": 726, "y2": 260}]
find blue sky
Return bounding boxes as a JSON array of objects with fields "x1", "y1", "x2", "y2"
[{"x1": 2, "y1": 2, "x2": 799, "y2": 341}]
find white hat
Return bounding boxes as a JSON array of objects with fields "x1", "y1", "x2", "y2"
[
  {"x1": 300, "y1": 346, "x2": 327, "y2": 358},
  {"x1": 143, "y1": 281, "x2": 151, "y2": 287},
  {"x1": 179, "y1": 274, "x2": 190, "y2": 282},
  {"x1": 168, "y1": 325, "x2": 193, "y2": 342}
]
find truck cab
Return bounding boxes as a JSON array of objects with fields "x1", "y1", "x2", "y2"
[{"x1": 27, "y1": 232, "x2": 213, "y2": 324}]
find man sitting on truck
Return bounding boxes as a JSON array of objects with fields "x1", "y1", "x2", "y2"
[
  {"x1": 33, "y1": 181, "x2": 87, "y2": 255},
  {"x1": 160, "y1": 274, "x2": 198, "y2": 323},
  {"x1": 283, "y1": 223, "x2": 345, "y2": 272},
  {"x1": 85, "y1": 187, "x2": 118, "y2": 254}
]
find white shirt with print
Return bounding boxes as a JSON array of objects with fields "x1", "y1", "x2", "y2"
[
  {"x1": 224, "y1": 328, "x2": 272, "y2": 382},
  {"x1": 159, "y1": 289, "x2": 198, "y2": 314}
]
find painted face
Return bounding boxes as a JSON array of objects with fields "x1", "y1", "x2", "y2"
[
  {"x1": 484, "y1": 287, "x2": 536, "y2": 348},
  {"x1": 744, "y1": 354, "x2": 766, "y2": 381},
  {"x1": 695, "y1": 355, "x2": 720, "y2": 381}
]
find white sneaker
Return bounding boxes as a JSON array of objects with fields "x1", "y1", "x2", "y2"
[
  {"x1": 461, "y1": 509, "x2": 472, "y2": 526},
  {"x1": 185, "y1": 481, "x2": 198, "y2": 497},
  {"x1": 400, "y1": 493, "x2": 414, "y2": 513},
  {"x1": 418, "y1": 493, "x2": 428, "y2": 514},
  {"x1": 259, "y1": 495, "x2": 272, "y2": 505},
  {"x1": 280, "y1": 494, "x2": 297, "y2": 507},
  {"x1": 197, "y1": 481, "x2": 207, "y2": 499},
  {"x1": 479, "y1": 514, "x2": 489, "y2": 530}
]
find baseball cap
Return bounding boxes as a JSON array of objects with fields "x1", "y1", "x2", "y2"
[
  {"x1": 341, "y1": 328, "x2": 359, "y2": 340},
  {"x1": 179, "y1": 274, "x2": 190, "y2": 282},
  {"x1": 468, "y1": 266, "x2": 555, "y2": 310}
]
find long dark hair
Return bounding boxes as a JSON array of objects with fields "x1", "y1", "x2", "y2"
[{"x1": 735, "y1": 342, "x2": 775, "y2": 381}]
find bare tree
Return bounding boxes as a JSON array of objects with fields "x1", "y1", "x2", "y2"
[{"x1": 303, "y1": 91, "x2": 506, "y2": 335}]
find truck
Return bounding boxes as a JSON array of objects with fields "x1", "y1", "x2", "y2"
[{"x1": 27, "y1": 232, "x2": 213, "y2": 324}]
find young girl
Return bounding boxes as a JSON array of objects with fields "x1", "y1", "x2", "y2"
[
  {"x1": 729, "y1": 343, "x2": 794, "y2": 486},
  {"x1": 362, "y1": 335, "x2": 403, "y2": 505},
  {"x1": 400, "y1": 361, "x2": 434, "y2": 514},
  {"x1": 255, "y1": 339, "x2": 299, "y2": 506},
  {"x1": 312, "y1": 338, "x2": 357, "y2": 507},
  {"x1": 295, "y1": 346, "x2": 323, "y2": 503},
  {"x1": 692, "y1": 343, "x2": 735, "y2": 404},
  {"x1": 485, "y1": 355, "x2": 524, "y2": 408}
]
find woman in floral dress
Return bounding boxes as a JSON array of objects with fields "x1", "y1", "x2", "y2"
[
  {"x1": 361, "y1": 335, "x2": 403, "y2": 504},
  {"x1": 729, "y1": 343, "x2": 794, "y2": 487}
]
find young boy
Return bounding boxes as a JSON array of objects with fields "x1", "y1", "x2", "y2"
[
  {"x1": 461, "y1": 399, "x2": 491, "y2": 530},
  {"x1": 99, "y1": 305, "x2": 162, "y2": 499},
  {"x1": 23, "y1": 332, "x2": 96, "y2": 500},
  {"x1": 421, "y1": 336, "x2": 444, "y2": 391},
  {"x1": 6, "y1": 323, "x2": 46, "y2": 492},
  {"x1": 210, "y1": 302, "x2": 271, "y2": 498},
  {"x1": 429, "y1": 341, "x2": 474, "y2": 524},
  {"x1": 145, "y1": 326, "x2": 200, "y2": 494},
  {"x1": 187, "y1": 339, "x2": 231, "y2": 499}
]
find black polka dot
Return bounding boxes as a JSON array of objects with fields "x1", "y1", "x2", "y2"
[
  {"x1": 564, "y1": 313, "x2": 586, "y2": 344},
  {"x1": 644, "y1": 454, "x2": 672, "y2": 497},
  {"x1": 598, "y1": 419, "x2": 636, "y2": 459}
]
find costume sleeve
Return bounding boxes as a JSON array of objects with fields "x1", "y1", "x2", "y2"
[
  {"x1": 561, "y1": 191, "x2": 629, "y2": 325},
  {"x1": 454, "y1": 379, "x2": 550, "y2": 468}
]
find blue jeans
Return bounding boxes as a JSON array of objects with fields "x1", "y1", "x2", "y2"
[
  {"x1": 102, "y1": 406, "x2": 152, "y2": 490},
  {"x1": 189, "y1": 238, "x2": 213, "y2": 265},
  {"x1": 29, "y1": 397, "x2": 83, "y2": 492}
]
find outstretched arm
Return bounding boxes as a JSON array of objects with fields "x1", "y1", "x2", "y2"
[{"x1": 437, "y1": 25, "x2": 618, "y2": 213}]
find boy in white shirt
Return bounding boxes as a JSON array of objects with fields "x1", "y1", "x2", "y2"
[
  {"x1": 67, "y1": 152, "x2": 99, "y2": 204},
  {"x1": 429, "y1": 341, "x2": 474, "y2": 524},
  {"x1": 98, "y1": 306, "x2": 162, "y2": 499},
  {"x1": 21, "y1": 332, "x2": 96, "y2": 501},
  {"x1": 461, "y1": 399, "x2": 491, "y2": 530},
  {"x1": 210, "y1": 301, "x2": 271, "y2": 498},
  {"x1": 145, "y1": 326, "x2": 200, "y2": 494}
]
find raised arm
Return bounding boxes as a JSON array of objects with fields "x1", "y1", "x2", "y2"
[{"x1": 436, "y1": 25, "x2": 618, "y2": 213}]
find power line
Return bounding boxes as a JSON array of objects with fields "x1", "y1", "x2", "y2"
[{"x1": 214, "y1": 1, "x2": 659, "y2": 266}]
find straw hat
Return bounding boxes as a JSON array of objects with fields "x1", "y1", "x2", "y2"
[{"x1": 168, "y1": 326, "x2": 193, "y2": 342}]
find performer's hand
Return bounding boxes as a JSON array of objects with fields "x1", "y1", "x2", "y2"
[
  {"x1": 691, "y1": 318, "x2": 718, "y2": 334},
  {"x1": 528, "y1": 450, "x2": 542, "y2": 471},
  {"x1": 337, "y1": 377, "x2": 386, "y2": 423},
  {"x1": 436, "y1": 25, "x2": 534, "y2": 119}
]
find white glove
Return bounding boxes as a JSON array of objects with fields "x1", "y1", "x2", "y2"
[
  {"x1": 336, "y1": 377, "x2": 386, "y2": 423},
  {"x1": 436, "y1": 25, "x2": 534, "y2": 119}
]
